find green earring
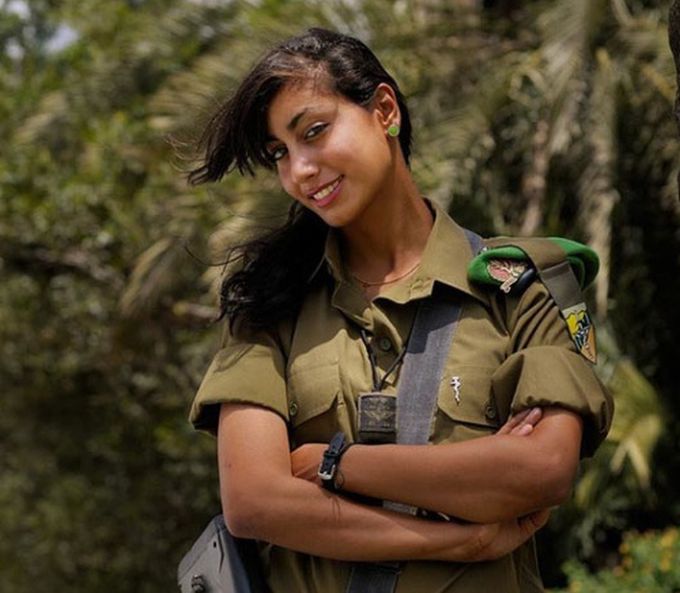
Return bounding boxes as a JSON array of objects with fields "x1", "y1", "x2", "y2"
[{"x1": 387, "y1": 123, "x2": 400, "y2": 137}]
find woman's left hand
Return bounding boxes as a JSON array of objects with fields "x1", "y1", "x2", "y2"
[
  {"x1": 290, "y1": 443, "x2": 326, "y2": 483},
  {"x1": 496, "y1": 407, "x2": 543, "y2": 436}
]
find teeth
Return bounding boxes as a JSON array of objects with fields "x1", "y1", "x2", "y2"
[{"x1": 312, "y1": 178, "x2": 341, "y2": 201}]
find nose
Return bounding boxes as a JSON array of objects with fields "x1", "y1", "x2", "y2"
[{"x1": 289, "y1": 148, "x2": 319, "y2": 186}]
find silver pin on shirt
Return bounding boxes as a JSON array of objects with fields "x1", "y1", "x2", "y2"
[{"x1": 450, "y1": 376, "x2": 462, "y2": 405}]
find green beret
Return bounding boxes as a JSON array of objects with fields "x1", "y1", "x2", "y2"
[{"x1": 468, "y1": 237, "x2": 600, "y2": 290}]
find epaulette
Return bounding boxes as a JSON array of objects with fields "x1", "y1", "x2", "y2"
[{"x1": 468, "y1": 237, "x2": 599, "y2": 364}]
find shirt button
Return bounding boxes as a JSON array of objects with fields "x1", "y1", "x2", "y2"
[
  {"x1": 377, "y1": 337, "x2": 393, "y2": 352},
  {"x1": 289, "y1": 401, "x2": 299, "y2": 417},
  {"x1": 485, "y1": 403, "x2": 497, "y2": 420}
]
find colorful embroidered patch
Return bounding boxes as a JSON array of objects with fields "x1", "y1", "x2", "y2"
[
  {"x1": 486, "y1": 259, "x2": 529, "y2": 293},
  {"x1": 563, "y1": 303, "x2": 597, "y2": 363}
]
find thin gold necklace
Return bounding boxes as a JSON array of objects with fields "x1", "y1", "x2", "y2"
[{"x1": 350, "y1": 260, "x2": 421, "y2": 288}]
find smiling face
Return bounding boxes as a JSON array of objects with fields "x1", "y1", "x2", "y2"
[{"x1": 265, "y1": 79, "x2": 398, "y2": 228}]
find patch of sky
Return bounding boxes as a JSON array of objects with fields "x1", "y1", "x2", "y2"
[
  {"x1": 2, "y1": 0, "x2": 30, "y2": 18},
  {"x1": 2, "y1": 0, "x2": 79, "y2": 58},
  {"x1": 45, "y1": 24, "x2": 79, "y2": 53}
]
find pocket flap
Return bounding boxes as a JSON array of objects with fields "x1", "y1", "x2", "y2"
[
  {"x1": 287, "y1": 362, "x2": 340, "y2": 427},
  {"x1": 437, "y1": 369, "x2": 499, "y2": 428}
]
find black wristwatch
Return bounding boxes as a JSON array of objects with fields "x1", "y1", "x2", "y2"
[{"x1": 317, "y1": 432, "x2": 353, "y2": 492}]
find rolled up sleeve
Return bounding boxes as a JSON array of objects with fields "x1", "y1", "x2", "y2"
[
  {"x1": 491, "y1": 281, "x2": 614, "y2": 457},
  {"x1": 189, "y1": 321, "x2": 289, "y2": 435}
]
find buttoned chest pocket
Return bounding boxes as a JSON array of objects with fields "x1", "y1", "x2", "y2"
[
  {"x1": 287, "y1": 361, "x2": 347, "y2": 446},
  {"x1": 433, "y1": 367, "x2": 505, "y2": 443}
]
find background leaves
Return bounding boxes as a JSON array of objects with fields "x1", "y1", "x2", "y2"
[{"x1": 1, "y1": 0, "x2": 678, "y2": 591}]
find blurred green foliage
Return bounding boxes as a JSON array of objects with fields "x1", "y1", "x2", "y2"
[
  {"x1": 552, "y1": 527, "x2": 680, "y2": 592},
  {"x1": 1, "y1": 0, "x2": 678, "y2": 591}
]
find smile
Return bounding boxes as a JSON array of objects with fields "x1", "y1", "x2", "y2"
[{"x1": 310, "y1": 176, "x2": 343, "y2": 204}]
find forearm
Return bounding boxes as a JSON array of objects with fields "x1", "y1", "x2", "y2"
[
  {"x1": 339, "y1": 438, "x2": 552, "y2": 522},
  {"x1": 224, "y1": 474, "x2": 482, "y2": 562},
  {"x1": 337, "y1": 412, "x2": 581, "y2": 523},
  {"x1": 219, "y1": 404, "x2": 548, "y2": 563}
]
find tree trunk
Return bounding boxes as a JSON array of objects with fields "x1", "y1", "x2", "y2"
[
  {"x1": 670, "y1": 1, "x2": 680, "y2": 132},
  {"x1": 671, "y1": 1, "x2": 680, "y2": 198}
]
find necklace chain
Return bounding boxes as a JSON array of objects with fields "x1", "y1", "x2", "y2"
[{"x1": 350, "y1": 260, "x2": 421, "y2": 288}]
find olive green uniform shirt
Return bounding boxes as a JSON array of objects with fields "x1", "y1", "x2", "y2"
[{"x1": 190, "y1": 201, "x2": 613, "y2": 593}]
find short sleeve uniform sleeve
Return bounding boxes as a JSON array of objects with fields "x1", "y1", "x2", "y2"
[
  {"x1": 189, "y1": 321, "x2": 289, "y2": 435},
  {"x1": 491, "y1": 281, "x2": 614, "y2": 457}
]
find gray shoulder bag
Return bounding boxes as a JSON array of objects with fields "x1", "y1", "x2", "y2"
[{"x1": 177, "y1": 515, "x2": 268, "y2": 593}]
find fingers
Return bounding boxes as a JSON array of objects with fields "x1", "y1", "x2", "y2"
[
  {"x1": 523, "y1": 407, "x2": 543, "y2": 427},
  {"x1": 516, "y1": 407, "x2": 541, "y2": 434},
  {"x1": 497, "y1": 408, "x2": 531, "y2": 435},
  {"x1": 528, "y1": 508, "x2": 551, "y2": 530},
  {"x1": 518, "y1": 508, "x2": 551, "y2": 538},
  {"x1": 514, "y1": 423, "x2": 534, "y2": 436},
  {"x1": 469, "y1": 508, "x2": 551, "y2": 562},
  {"x1": 511, "y1": 407, "x2": 542, "y2": 436},
  {"x1": 498, "y1": 407, "x2": 543, "y2": 436}
]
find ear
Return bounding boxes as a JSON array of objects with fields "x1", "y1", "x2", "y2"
[{"x1": 371, "y1": 83, "x2": 400, "y2": 130}]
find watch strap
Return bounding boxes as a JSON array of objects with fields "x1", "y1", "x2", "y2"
[{"x1": 318, "y1": 432, "x2": 352, "y2": 492}]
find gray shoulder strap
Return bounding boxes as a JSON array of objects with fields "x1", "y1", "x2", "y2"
[
  {"x1": 395, "y1": 292, "x2": 463, "y2": 448},
  {"x1": 463, "y1": 228, "x2": 485, "y2": 256},
  {"x1": 346, "y1": 228, "x2": 480, "y2": 593}
]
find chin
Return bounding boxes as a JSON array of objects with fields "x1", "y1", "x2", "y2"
[
  {"x1": 307, "y1": 186, "x2": 375, "y2": 229},
  {"x1": 315, "y1": 211, "x2": 350, "y2": 229},
  {"x1": 306, "y1": 200, "x2": 351, "y2": 228}
]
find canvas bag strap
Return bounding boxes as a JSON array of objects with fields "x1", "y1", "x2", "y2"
[{"x1": 345, "y1": 229, "x2": 484, "y2": 593}]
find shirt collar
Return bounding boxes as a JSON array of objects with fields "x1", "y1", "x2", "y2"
[
  {"x1": 409, "y1": 199, "x2": 488, "y2": 304},
  {"x1": 309, "y1": 199, "x2": 488, "y2": 306}
]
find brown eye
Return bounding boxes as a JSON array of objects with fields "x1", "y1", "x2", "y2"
[
  {"x1": 304, "y1": 123, "x2": 328, "y2": 140},
  {"x1": 268, "y1": 146, "x2": 287, "y2": 162}
]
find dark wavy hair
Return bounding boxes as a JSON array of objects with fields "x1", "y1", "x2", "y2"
[{"x1": 189, "y1": 28, "x2": 413, "y2": 332}]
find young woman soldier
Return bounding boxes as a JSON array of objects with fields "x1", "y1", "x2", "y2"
[{"x1": 188, "y1": 28, "x2": 613, "y2": 593}]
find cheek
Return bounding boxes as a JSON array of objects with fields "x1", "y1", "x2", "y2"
[
  {"x1": 337, "y1": 125, "x2": 390, "y2": 173},
  {"x1": 275, "y1": 165, "x2": 297, "y2": 197}
]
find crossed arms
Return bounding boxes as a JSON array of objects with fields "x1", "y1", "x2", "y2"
[{"x1": 217, "y1": 403, "x2": 582, "y2": 563}]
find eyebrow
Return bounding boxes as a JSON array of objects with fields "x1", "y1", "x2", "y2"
[
  {"x1": 287, "y1": 108, "x2": 309, "y2": 132},
  {"x1": 266, "y1": 107, "x2": 321, "y2": 143}
]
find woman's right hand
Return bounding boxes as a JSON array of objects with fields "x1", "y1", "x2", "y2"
[
  {"x1": 438, "y1": 407, "x2": 547, "y2": 563},
  {"x1": 439, "y1": 508, "x2": 551, "y2": 563}
]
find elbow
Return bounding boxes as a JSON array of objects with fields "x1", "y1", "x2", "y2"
[
  {"x1": 549, "y1": 467, "x2": 576, "y2": 506},
  {"x1": 221, "y1": 487, "x2": 269, "y2": 539},
  {"x1": 534, "y1": 449, "x2": 578, "y2": 508}
]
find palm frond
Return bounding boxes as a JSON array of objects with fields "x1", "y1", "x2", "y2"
[
  {"x1": 119, "y1": 237, "x2": 185, "y2": 317},
  {"x1": 576, "y1": 325, "x2": 665, "y2": 506},
  {"x1": 538, "y1": 0, "x2": 608, "y2": 156},
  {"x1": 578, "y1": 49, "x2": 620, "y2": 319}
]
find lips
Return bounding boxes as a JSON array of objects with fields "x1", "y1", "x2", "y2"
[{"x1": 308, "y1": 176, "x2": 343, "y2": 201}]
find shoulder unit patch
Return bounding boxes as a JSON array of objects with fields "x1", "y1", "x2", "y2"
[
  {"x1": 467, "y1": 235, "x2": 600, "y2": 363},
  {"x1": 563, "y1": 303, "x2": 597, "y2": 364}
]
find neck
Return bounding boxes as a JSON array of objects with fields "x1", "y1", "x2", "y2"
[{"x1": 340, "y1": 169, "x2": 433, "y2": 283}]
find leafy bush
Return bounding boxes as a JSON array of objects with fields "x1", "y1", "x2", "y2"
[{"x1": 552, "y1": 528, "x2": 680, "y2": 593}]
